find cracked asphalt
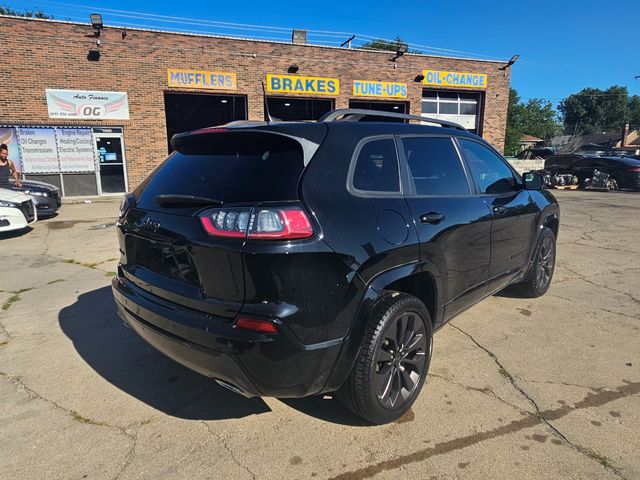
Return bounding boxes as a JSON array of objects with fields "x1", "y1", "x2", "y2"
[{"x1": 1, "y1": 190, "x2": 639, "y2": 480}]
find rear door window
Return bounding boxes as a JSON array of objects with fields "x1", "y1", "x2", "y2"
[
  {"x1": 351, "y1": 138, "x2": 400, "y2": 193},
  {"x1": 136, "y1": 131, "x2": 304, "y2": 209},
  {"x1": 401, "y1": 136, "x2": 470, "y2": 196},
  {"x1": 458, "y1": 138, "x2": 518, "y2": 194}
]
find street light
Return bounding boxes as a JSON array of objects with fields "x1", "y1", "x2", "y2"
[{"x1": 500, "y1": 54, "x2": 520, "y2": 70}]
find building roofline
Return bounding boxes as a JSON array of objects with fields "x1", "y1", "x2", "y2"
[{"x1": 0, "y1": 14, "x2": 510, "y2": 65}]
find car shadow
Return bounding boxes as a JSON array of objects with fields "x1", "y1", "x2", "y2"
[
  {"x1": 58, "y1": 286, "x2": 271, "y2": 420},
  {"x1": 58, "y1": 286, "x2": 369, "y2": 425},
  {"x1": 492, "y1": 284, "x2": 525, "y2": 298},
  {"x1": 0, "y1": 226, "x2": 33, "y2": 239},
  {"x1": 279, "y1": 397, "x2": 371, "y2": 427}
]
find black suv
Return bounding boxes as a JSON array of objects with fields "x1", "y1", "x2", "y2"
[{"x1": 112, "y1": 109, "x2": 559, "y2": 424}]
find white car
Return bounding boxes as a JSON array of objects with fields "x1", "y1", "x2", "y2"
[{"x1": 0, "y1": 188, "x2": 37, "y2": 233}]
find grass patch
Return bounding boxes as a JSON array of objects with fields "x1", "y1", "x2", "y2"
[
  {"x1": 2, "y1": 288, "x2": 33, "y2": 311},
  {"x1": 105, "y1": 271, "x2": 116, "y2": 277},
  {"x1": 63, "y1": 259, "x2": 98, "y2": 269},
  {"x1": 140, "y1": 419, "x2": 153, "y2": 426},
  {"x1": 0, "y1": 341, "x2": 8, "y2": 347},
  {"x1": 106, "y1": 257, "x2": 118, "y2": 262},
  {"x1": 70, "y1": 410, "x2": 106, "y2": 426},
  {"x1": 46, "y1": 278, "x2": 65, "y2": 285},
  {"x1": 591, "y1": 452, "x2": 615, "y2": 469}
]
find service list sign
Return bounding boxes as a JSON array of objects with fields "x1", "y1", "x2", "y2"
[
  {"x1": 46, "y1": 89, "x2": 130, "y2": 120},
  {"x1": 56, "y1": 128, "x2": 96, "y2": 172},
  {"x1": 17, "y1": 127, "x2": 59, "y2": 173}
]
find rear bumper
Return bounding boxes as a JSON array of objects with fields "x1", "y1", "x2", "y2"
[{"x1": 112, "y1": 274, "x2": 344, "y2": 398}]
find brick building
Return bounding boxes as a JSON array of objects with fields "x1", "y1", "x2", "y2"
[{"x1": 0, "y1": 15, "x2": 511, "y2": 196}]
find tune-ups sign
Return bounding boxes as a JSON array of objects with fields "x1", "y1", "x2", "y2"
[{"x1": 46, "y1": 89, "x2": 130, "y2": 120}]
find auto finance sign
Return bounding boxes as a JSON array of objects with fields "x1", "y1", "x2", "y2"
[
  {"x1": 46, "y1": 89, "x2": 130, "y2": 120},
  {"x1": 422, "y1": 70, "x2": 487, "y2": 89}
]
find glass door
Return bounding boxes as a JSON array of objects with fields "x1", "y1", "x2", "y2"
[{"x1": 94, "y1": 131, "x2": 127, "y2": 193}]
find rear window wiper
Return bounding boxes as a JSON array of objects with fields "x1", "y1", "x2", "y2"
[{"x1": 155, "y1": 194, "x2": 224, "y2": 208}]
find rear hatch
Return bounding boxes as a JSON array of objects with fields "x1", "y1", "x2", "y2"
[{"x1": 119, "y1": 126, "x2": 326, "y2": 321}]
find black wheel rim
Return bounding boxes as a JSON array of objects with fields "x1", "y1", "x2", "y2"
[
  {"x1": 374, "y1": 311, "x2": 430, "y2": 409},
  {"x1": 536, "y1": 236, "x2": 555, "y2": 290}
]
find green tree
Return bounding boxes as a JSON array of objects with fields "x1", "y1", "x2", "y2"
[
  {"x1": 629, "y1": 95, "x2": 640, "y2": 128},
  {"x1": 0, "y1": 5, "x2": 53, "y2": 18},
  {"x1": 558, "y1": 86, "x2": 629, "y2": 134},
  {"x1": 505, "y1": 89, "x2": 524, "y2": 155},
  {"x1": 504, "y1": 88, "x2": 560, "y2": 155},
  {"x1": 358, "y1": 36, "x2": 422, "y2": 54}
]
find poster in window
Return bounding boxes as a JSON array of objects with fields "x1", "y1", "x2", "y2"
[
  {"x1": 16, "y1": 127, "x2": 59, "y2": 173},
  {"x1": 56, "y1": 128, "x2": 96, "y2": 172}
]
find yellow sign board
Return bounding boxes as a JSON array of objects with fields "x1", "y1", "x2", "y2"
[
  {"x1": 167, "y1": 69, "x2": 237, "y2": 90},
  {"x1": 266, "y1": 74, "x2": 339, "y2": 95},
  {"x1": 422, "y1": 70, "x2": 487, "y2": 89},
  {"x1": 353, "y1": 80, "x2": 407, "y2": 98}
]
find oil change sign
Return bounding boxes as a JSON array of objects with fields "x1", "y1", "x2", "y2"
[
  {"x1": 167, "y1": 69, "x2": 237, "y2": 90},
  {"x1": 266, "y1": 74, "x2": 339, "y2": 95},
  {"x1": 353, "y1": 80, "x2": 407, "y2": 98},
  {"x1": 422, "y1": 70, "x2": 487, "y2": 89}
]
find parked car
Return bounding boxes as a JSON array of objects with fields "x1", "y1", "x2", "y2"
[
  {"x1": 8, "y1": 178, "x2": 61, "y2": 217},
  {"x1": 0, "y1": 188, "x2": 37, "y2": 233},
  {"x1": 112, "y1": 109, "x2": 560, "y2": 424},
  {"x1": 544, "y1": 154, "x2": 640, "y2": 190}
]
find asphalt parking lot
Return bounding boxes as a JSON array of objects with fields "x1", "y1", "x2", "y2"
[{"x1": 1, "y1": 190, "x2": 639, "y2": 480}]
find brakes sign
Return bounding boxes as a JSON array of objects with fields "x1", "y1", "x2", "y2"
[{"x1": 266, "y1": 74, "x2": 339, "y2": 95}]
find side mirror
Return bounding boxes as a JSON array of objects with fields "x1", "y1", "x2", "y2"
[{"x1": 523, "y1": 171, "x2": 544, "y2": 190}]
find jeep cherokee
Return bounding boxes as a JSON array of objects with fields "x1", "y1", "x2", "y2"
[{"x1": 112, "y1": 109, "x2": 559, "y2": 424}]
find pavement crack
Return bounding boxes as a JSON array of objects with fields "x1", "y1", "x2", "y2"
[
  {"x1": 429, "y1": 373, "x2": 529, "y2": 415},
  {"x1": 449, "y1": 323, "x2": 629, "y2": 480},
  {"x1": 201, "y1": 421, "x2": 257, "y2": 479},
  {"x1": 0, "y1": 371, "x2": 140, "y2": 478},
  {"x1": 561, "y1": 266, "x2": 640, "y2": 306},
  {"x1": 112, "y1": 428, "x2": 139, "y2": 480}
]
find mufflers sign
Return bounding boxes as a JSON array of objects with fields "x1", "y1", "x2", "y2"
[
  {"x1": 422, "y1": 70, "x2": 487, "y2": 89},
  {"x1": 167, "y1": 69, "x2": 237, "y2": 90},
  {"x1": 266, "y1": 74, "x2": 339, "y2": 95}
]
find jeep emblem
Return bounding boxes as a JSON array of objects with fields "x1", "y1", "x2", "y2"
[{"x1": 137, "y1": 217, "x2": 160, "y2": 232}]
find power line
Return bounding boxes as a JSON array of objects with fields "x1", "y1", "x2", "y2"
[{"x1": 28, "y1": 0, "x2": 504, "y2": 60}]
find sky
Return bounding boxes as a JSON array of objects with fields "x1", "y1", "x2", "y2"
[{"x1": 7, "y1": 0, "x2": 640, "y2": 107}]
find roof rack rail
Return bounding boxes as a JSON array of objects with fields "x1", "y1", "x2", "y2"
[{"x1": 318, "y1": 108, "x2": 466, "y2": 131}]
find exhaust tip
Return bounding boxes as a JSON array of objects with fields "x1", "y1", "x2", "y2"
[{"x1": 214, "y1": 378, "x2": 253, "y2": 398}]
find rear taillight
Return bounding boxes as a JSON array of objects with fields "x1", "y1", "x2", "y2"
[
  {"x1": 234, "y1": 317, "x2": 278, "y2": 334},
  {"x1": 199, "y1": 207, "x2": 314, "y2": 240},
  {"x1": 627, "y1": 167, "x2": 640, "y2": 172}
]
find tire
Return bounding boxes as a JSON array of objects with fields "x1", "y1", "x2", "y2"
[
  {"x1": 336, "y1": 292, "x2": 433, "y2": 424},
  {"x1": 514, "y1": 227, "x2": 556, "y2": 298}
]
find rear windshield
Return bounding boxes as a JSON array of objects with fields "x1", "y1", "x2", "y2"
[{"x1": 137, "y1": 132, "x2": 304, "y2": 207}]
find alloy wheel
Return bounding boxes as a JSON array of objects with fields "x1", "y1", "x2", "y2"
[
  {"x1": 374, "y1": 311, "x2": 429, "y2": 409},
  {"x1": 536, "y1": 236, "x2": 555, "y2": 290}
]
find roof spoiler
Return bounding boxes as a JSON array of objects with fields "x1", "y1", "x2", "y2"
[{"x1": 318, "y1": 108, "x2": 466, "y2": 131}]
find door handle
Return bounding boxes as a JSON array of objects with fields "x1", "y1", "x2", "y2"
[
  {"x1": 493, "y1": 206, "x2": 507, "y2": 215},
  {"x1": 419, "y1": 212, "x2": 445, "y2": 225}
]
